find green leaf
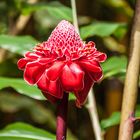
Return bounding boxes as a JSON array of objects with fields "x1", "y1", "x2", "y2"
[
  {"x1": 0, "y1": 77, "x2": 76, "y2": 101},
  {"x1": 135, "y1": 105, "x2": 140, "y2": 116},
  {"x1": 0, "y1": 35, "x2": 38, "y2": 55},
  {"x1": 80, "y1": 22, "x2": 127, "y2": 39},
  {"x1": 101, "y1": 107, "x2": 140, "y2": 130},
  {"x1": 101, "y1": 112, "x2": 120, "y2": 130},
  {"x1": 133, "y1": 131, "x2": 140, "y2": 139},
  {"x1": 0, "y1": 77, "x2": 45, "y2": 100},
  {"x1": 133, "y1": 105, "x2": 140, "y2": 139},
  {"x1": 101, "y1": 56, "x2": 127, "y2": 79},
  {"x1": 113, "y1": 24, "x2": 127, "y2": 40},
  {"x1": 22, "y1": 1, "x2": 72, "y2": 21},
  {"x1": 47, "y1": 2, "x2": 72, "y2": 21},
  {"x1": 69, "y1": 92, "x2": 76, "y2": 100},
  {"x1": 0, "y1": 122, "x2": 55, "y2": 140}
]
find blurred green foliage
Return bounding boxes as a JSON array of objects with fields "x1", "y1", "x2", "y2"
[
  {"x1": 21, "y1": 1, "x2": 72, "y2": 21},
  {"x1": 0, "y1": 35, "x2": 38, "y2": 55},
  {"x1": 0, "y1": 77, "x2": 44, "y2": 100},
  {"x1": 0, "y1": 122, "x2": 55, "y2": 140},
  {"x1": 80, "y1": 22, "x2": 127, "y2": 40}
]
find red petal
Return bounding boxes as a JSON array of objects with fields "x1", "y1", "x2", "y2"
[
  {"x1": 75, "y1": 74, "x2": 94, "y2": 107},
  {"x1": 24, "y1": 52, "x2": 39, "y2": 59},
  {"x1": 17, "y1": 58, "x2": 29, "y2": 70},
  {"x1": 46, "y1": 61, "x2": 65, "y2": 81},
  {"x1": 60, "y1": 63, "x2": 84, "y2": 91},
  {"x1": 24, "y1": 61, "x2": 46, "y2": 85},
  {"x1": 42, "y1": 92, "x2": 58, "y2": 104},
  {"x1": 79, "y1": 60, "x2": 101, "y2": 72},
  {"x1": 88, "y1": 71, "x2": 103, "y2": 81},
  {"x1": 37, "y1": 73, "x2": 63, "y2": 99},
  {"x1": 95, "y1": 51, "x2": 107, "y2": 62},
  {"x1": 38, "y1": 58, "x2": 54, "y2": 64}
]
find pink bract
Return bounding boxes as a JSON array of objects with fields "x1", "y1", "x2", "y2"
[{"x1": 17, "y1": 20, "x2": 107, "y2": 107}]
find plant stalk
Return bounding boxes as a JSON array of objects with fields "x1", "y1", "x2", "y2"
[
  {"x1": 118, "y1": 0, "x2": 140, "y2": 140},
  {"x1": 70, "y1": 0, "x2": 80, "y2": 34},
  {"x1": 70, "y1": 0, "x2": 103, "y2": 140},
  {"x1": 56, "y1": 93, "x2": 69, "y2": 140},
  {"x1": 87, "y1": 89, "x2": 104, "y2": 140}
]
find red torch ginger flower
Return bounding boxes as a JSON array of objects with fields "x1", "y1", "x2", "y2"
[{"x1": 17, "y1": 20, "x2": 106, "y2": 107}]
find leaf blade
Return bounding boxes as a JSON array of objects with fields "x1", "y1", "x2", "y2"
[
  {"x1": 0, "y1": 35, "x2": 38, "y2": 55},
  {"x1": 22, "y1": 1, "x2": 72, "y2": 21},
  {"x1": 0, "y1": 77, "x2": 45, "y2": 100},
  {"x1": 101, "y1": 112, "x2": 120, "y2": 130},
  {"x1": 80, "y1": 22, "x2": 127, "y2": 39},
  {"x1": 101, "y1": 56, "x2": 127, "y2": 79},
  {"x1": 0, "y1": 122, "x2": 55, "y2": 140}
]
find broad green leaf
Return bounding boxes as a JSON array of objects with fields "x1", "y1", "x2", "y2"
[
  {"x1": 0, "y1": 77, "x2": 45, "y2": 100},
  {"x1": 0, "y1": 122, "x2": 55, "y2": 140},
  {"x1": 47, "y1": 2, "x2": 72, "y2": 21},
  {"x1": 101, "y1": 112, "x2": 120, "y2": 130},
  {"x1": 0, "y1": 35, "x2": 38, "y2": 55},
  {"x1": 80, "y1": 22, "x2": 127, "y2": 39},
  {"x1": 22, "y1": 1, "x2": 72, "y2": 21},
  {"x1": 101, "y1": 107, "x2": 140, "y2": 130},
  {"x1": 0, "y1": 77, "x2": 76, "y2": 101},
  {"x1": 34, "y1": 9, "x2": 60, "y2": 30},
  {"x1": 113, "y1": 24, "x2": 127, "y2": 40},
  {"x1": 133, "y1": 131, "x2": 140, "y2": 139},
  {"x1": 101, "y1": 56, "x2": 127, "y2": 79}
]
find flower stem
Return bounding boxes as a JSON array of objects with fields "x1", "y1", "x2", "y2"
[
  {"x1": 70, "y1": 0, "x2": 103, "y2": 140},
  {"x1": 118, "y1": 0, "x2": 140, "y2": 140},
  {"x1": 70, "y1": 0, "x2": 80, "y2": 34},
  {"x1": 56, "y1": 92, "x2": 69, "y2": 140},
  {"x1": 87, "y1": 89, "x2": 104, "y2": 140}
]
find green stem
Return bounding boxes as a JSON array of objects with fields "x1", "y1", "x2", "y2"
[
  {"x1": 70, "y1": 0, "x2": 80, "y2": 34},
  {"x1": 70, "y1": 0, "x2": 103, "y2": 140}
]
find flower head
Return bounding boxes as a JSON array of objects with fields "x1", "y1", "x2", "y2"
[{"x1": 18, "y1": 20, "x2": 106, "y2": 107}]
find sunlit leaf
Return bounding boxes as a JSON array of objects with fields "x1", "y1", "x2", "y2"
[
  {"x1": 113, "y1": 24, "x2": 127, "y2": 40},
  {"x1": 47, "y1": 2, "x2": 72, "y2": 21},
  {"x1": 133, "y1": 131, "x2": 140, "y2": 139},
  {"x1": 0, "y1": 77, "x2": 45, "y2": 100},
  {"x1": 101, "y1": 56, "x2": 127, "y2": 79},
  {"x1": 22, "y1": 1, "x2": 72, "y2": 21},
  {"x1": 101, "y1": 106, "x2": 140, "y2": 130},
  {"x1": 80, "y1": 22, "x2": 127, "y2": 39},
  {"x1": 0, "y1": 77, "x2": 75, "y2": 101},
  {"x1": 101, "y1": 112, "x2": 120, "y2": 130},
  {"x1": 0, "y1": 122, "x2": 55, "y2": 140},
  {"x1": 0, "y1": 35, "x2": 38, "y2": 55}
]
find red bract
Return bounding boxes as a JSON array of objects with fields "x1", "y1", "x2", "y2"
[{"x1": 17, "y1": 20, "x2": 107, "y2": 107}]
